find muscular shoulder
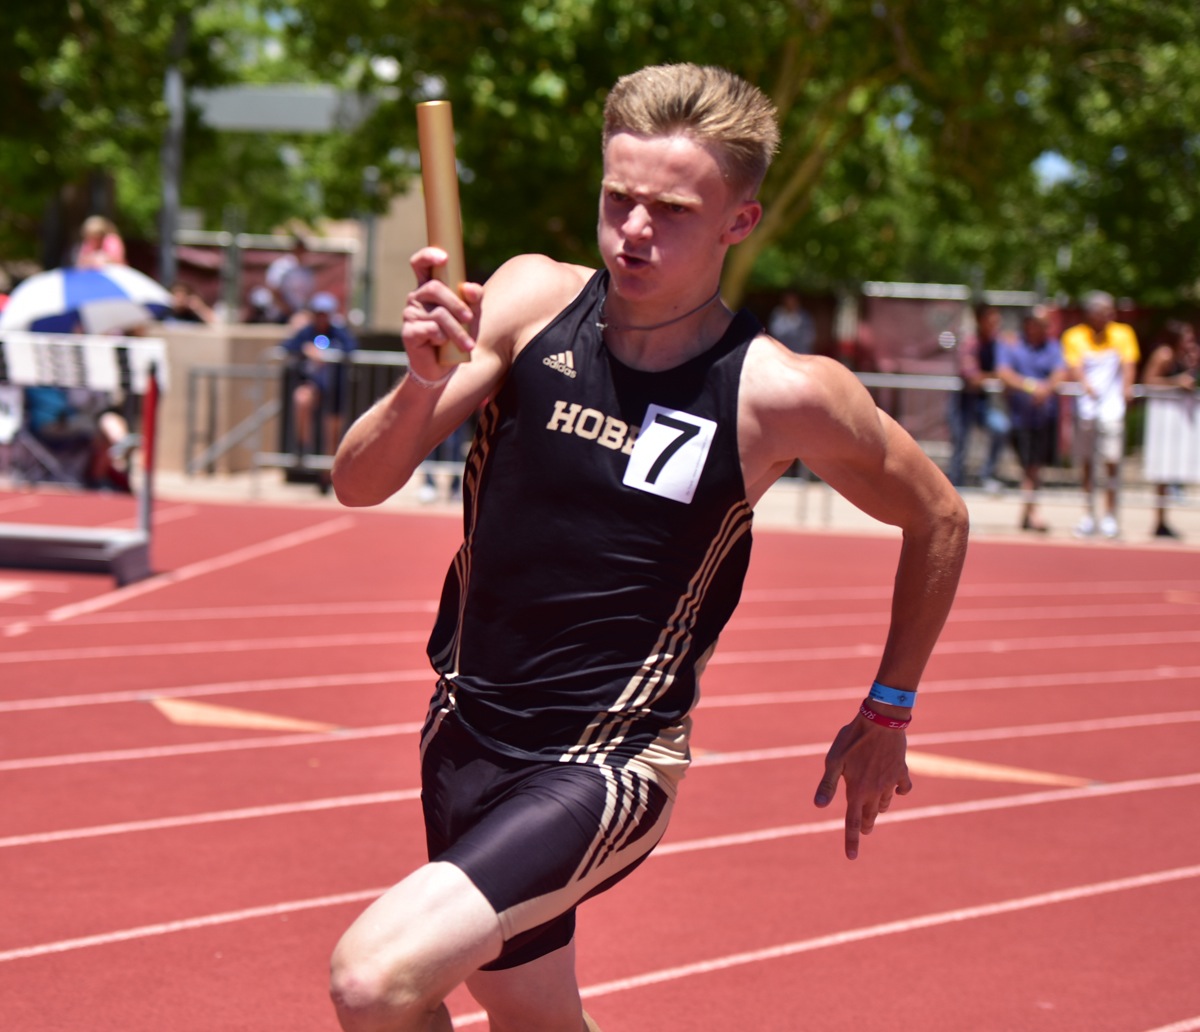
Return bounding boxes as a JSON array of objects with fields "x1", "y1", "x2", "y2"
[
  {"x1": 739, "y1": 336, "x2": 882, "y2": 492},
  {"x1": 479, "y1": 254, "x2": 594, "y2": 360}
]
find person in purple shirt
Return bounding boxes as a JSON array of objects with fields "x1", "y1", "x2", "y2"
[{"x1": 996, "y1": 309, "x2": 1067, "y2": 531}]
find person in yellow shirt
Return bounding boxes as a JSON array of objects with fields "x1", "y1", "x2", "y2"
[{"x1": 1061, "y1": 291, "x2": 1140, "y2": 538}]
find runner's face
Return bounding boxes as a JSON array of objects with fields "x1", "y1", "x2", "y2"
[{"x1": 597, "y1": 132, "x2": 760, "y2": 302}]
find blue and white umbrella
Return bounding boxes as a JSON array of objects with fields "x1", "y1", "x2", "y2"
[{"x1": 0, "y1": 265, "x2": 172, "y2": 335}]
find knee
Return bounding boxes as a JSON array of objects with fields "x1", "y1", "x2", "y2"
[
  {"x1": 293, "y1": 383, "x2": 317, "y2": 410},
  {"x1": 329, "y1": 942, "x2": 436, "y2": 1032}
]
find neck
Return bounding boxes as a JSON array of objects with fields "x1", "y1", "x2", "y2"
[
  {"x1": 598, "y1": 287, "x2": 733, "y2": 372},
  {"x1": 597, "y1": 284, "x2": 723, "y2": 334}
]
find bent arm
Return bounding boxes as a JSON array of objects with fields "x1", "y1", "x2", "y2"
[
  {"x1": 805, "y1": 372, "x2": 968, "y2": 691},
  {"x1": 745, "y1": 353, "x2": 969, "y2": 857},
  {"x1": 331, "y1": 251, "x2": 588, "y2": 507},
  {"x1": 751, "y1": 356, "x2": 968, "y2": 686}
]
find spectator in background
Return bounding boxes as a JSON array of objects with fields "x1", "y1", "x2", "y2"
[
  {"x1": 768, "y1": 289, "x2": 816, "y2": 354},
  {"x1": 948, "y1": 303, "x2": 1009, "y2": 491},
  {"x1": 165, "y1": 282, "x2": 216, "y2": 324},
  {"x1": 23, "y1": 386, "x2": 132, "y2": 491},
  {"x1": 75, "y1": 216, "x2": 126, "y2": 269},
  {"x1": 1141, "y1": 320, "x2": 1199, "y2": 539},
  {"x1": 996, "y1": 310, "x2": 1066, "y2": 533},
  {"x1": 266, "y1": 236, "x2": 317, "y2": 325},
  {"x1": 282, "y1": 292, "x2": 356, "y2": 487},
  {"x1": 243, "y1": 285, "x2": 284, "y2": 324},
  {"x1": 1062, "y1": 290, "x2": 1140, "y2": 539}
]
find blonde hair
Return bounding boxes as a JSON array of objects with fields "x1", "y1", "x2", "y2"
[
  {"x1": 602, "y1": 64, "x2": 780, "y2": 197},
  {"x1": 82, "y1": 215, "x2": 116, "y2": 239}
]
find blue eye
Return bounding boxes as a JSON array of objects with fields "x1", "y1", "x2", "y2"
[{"x1": 314, "y1": 335, "x2": 330, "y2": 350}]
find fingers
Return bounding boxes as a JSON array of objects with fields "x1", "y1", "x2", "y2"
[
  {"x1": 402, "y1": 295, "x2": 475, "y2": 354},
  {"x1": 844, "y1": 809, "x2": 862, "y2": 861},
  {"x1": 839, "y1": 770, "x2": 912, "y2": 861},
  {"x1": 409, "y1": 246, "x2": 450, "y2": 286},
  {"x1": 813, "y1": 754, "x2": 843, "y2": 809},
  {"x1": 402, "y1": 253, "x2": 483, "y2": 368}
]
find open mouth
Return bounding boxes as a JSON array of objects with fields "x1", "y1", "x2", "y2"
[{"x1": 616, "y1": 251, "x2": 650, "y2": 269}]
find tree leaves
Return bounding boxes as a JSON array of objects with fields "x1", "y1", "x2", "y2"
[{"x1": 4, "y1": 0, "x2": 1199, "y2": 309}]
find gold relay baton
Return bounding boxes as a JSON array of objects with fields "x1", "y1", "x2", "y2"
[{"x1": 417, "y1": 100, "x2": 470, "y2": 365}]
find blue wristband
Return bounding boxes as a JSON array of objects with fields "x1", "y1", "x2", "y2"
[{"x1": 868, "y1": 680, "x2": 916, "y2": 708}]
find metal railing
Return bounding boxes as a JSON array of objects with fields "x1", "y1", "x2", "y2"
[{"x1": 182, "y1": 353, "x2": 1197, "y2": 512}]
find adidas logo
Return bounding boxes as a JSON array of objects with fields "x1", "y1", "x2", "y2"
[{"x1": 543, "y1": 351, "x2": 577, "y2": 378}]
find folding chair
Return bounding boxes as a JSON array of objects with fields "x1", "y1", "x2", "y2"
[{"x1": 1, "y1": 385, "x2": 95, "y2": 487}]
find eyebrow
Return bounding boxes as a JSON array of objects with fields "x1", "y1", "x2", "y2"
[{"x1": 601, "y1": 180, "x2": 699, "y2": 207}]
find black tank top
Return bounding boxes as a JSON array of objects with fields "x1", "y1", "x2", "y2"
[{"x1": 427, "y1": 270, "x2": 758, "y2": 778}]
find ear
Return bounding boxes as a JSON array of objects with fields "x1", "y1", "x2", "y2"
[{"x1": 721, "y1": 200, "x2": 762, "y2": 245}]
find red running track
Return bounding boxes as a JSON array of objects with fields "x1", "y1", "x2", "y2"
[{"x1": 1, "y1": 487, "x2": 1198, "y2": 1031}]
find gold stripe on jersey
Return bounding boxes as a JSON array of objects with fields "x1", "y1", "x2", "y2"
[
  {"x1": 562, "y1": 498, "x2": 754, "y2": 767},
  {"x1": 429, "y1": 398, "x2": 501, "y2": 676},
  {"x1": 419, "y1": 681, "x2": 454, "y2": 759}
]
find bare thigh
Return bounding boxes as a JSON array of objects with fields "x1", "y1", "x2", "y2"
[{"x1": 330, "y1": 861, "x2": 504, "y2": 1013}]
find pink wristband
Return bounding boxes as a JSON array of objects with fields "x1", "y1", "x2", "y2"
[{"x1": 859, "y1": 701, "x2": 910, "y2": 730}]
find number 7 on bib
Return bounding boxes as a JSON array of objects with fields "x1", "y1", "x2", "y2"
[{"x1": 623, "y1": 404, "x2": 718, "y2": 505}]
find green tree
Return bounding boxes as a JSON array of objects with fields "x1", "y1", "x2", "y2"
[
  {"x1": 0, "y1": 1, "x2": 350, "y2": 266},
  {"x1": 7, "y1": 0, "x2": 1199, "y2": 311},
  {"x1": 0, "y1": 1, "x2": 227, "y2": 264},
  {"x1": 280, "y1": 0, "x2": 1200, "y2": 305}
]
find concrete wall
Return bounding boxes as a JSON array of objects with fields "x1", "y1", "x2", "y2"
[
  {"x1": 371, "y1": 190, "x2": 424, "y2": 331},
  {"x1": 156, "y1": 323, "x2": 290, "y2": 475},
  {"x1": 156, "y1": 188, "x2": 426, "y2": 474}
]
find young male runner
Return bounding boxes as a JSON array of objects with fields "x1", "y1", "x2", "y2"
[{"x1": 329, "y1": 63, "x2": 969, "y2": 1032}]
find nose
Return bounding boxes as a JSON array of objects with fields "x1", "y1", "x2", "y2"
[{"x1": 622, "y1": 204, "x2": 652, "y2": 241}]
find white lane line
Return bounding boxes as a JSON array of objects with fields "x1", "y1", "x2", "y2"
[
  {"x1": 4, "y1": 662, "x2": 1196, "y2": 717},
  {"x1": 19, "y1": 598, "x2": 439, "y2": 626},
  {"x1": 700, "y1": 664, "x2": 1200, "y2": 709},
  {"x1": 689, "y1": 710, "x2": 1200, "y2": 769},
  {"x1": 739, "y1": 580, "x2": 1200, "y2": 603},
  {"x1": 571, "y1": 865, "x2": 1200, "y2": 1003},
  {"x1": 453, "y1": 865, "x2": 1200, "y2": 1025},
  {"x1": 5, "y1": 708, "x2": 1198, "y2": 775},
  {"x1": 0, "y1": 888, "x2": 386, "y2": 962},
  {"x1": 730, "y1": 601, "x2": 1200, "y2": 632},
  {"x1": 5, "y1": 595, "x2": 1188, "y2": 632},
  {"x1": 5, "y1": 626, "x2": 1197, "y2": 668},
  {"x1": 4, "y1": 768, "x2": 1194, "y2": 856},
  {"x1": 0, "y1": 721, "x2": 424, "y2": 772},
  {"x1": 32, "y1": 515, "x2": 357, "y2": 627},
  {"x1": 654, "y1": 772, "x2": 1200, "y2": 856},
  {"x1": 710, "y1": 628, "x2": 1200, "y2": 666},
  {"x1": 4, "y1": 793, "x2": 1198, "y2": 967},
  {"x1": 0, "y1": 789, "x2": 422, "y2": 848},
  {"x1": 0, "y1": 670, "x2": 430, "y2": 714},
  {"x1": 0, "y1": 629, "x2": 425, "y2": 665},
  {"x1": 1143, "y1": 1020, "x2": 1200, "y2": 1032},
  {"x1": 99, "y1": 504, "x2": 199, "y2": 530}
]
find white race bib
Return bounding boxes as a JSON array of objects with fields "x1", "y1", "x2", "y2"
[{"x1": 622, "y1": 404, "x2": 717, "y2": 504}]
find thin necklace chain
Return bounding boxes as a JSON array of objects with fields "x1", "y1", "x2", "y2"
[{"x1": 596, "y1": 284, "x2": 723, "y2": 333}]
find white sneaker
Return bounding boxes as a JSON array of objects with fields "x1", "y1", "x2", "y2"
[
  {"x1": 1100, "y1": 514, "x2": 1119, "y2": 539},
  {"x1": 417, "y1": 483, "x2": 438, "y2": 504},
  {"x1": 1074, "y1": 514, "x2": 1096, "y2": 538}
]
